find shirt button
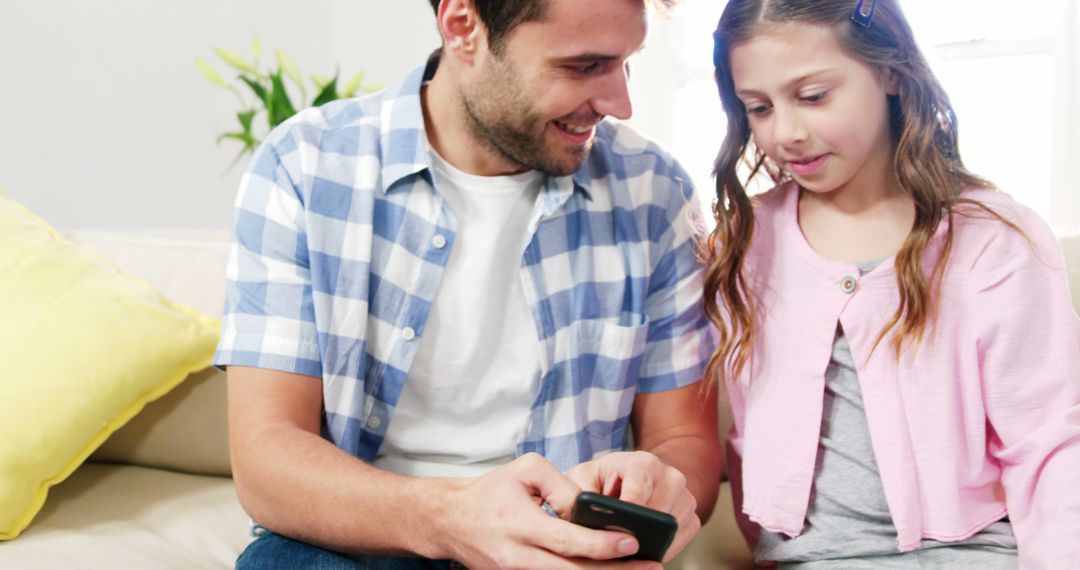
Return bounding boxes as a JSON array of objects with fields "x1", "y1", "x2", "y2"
[
  {"x1": 840, "y1": 275, "x2": 858, "y2": 294},
  {"x1": 367, "y1": 416, "x2": 382, "y2": 430},
  {"x1": 432, "y1": 235, "x2": 447, "y2": 249},
  {"x1": 401, "y1": 326, "x2": 416, "y2": 341}
]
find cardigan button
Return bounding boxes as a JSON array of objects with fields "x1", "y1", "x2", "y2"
[{"x1": 840, "y1": 275, "x2": 858, "y2": 294}]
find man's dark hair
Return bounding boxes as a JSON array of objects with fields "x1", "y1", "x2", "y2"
[
  {"x1": 428, "y1": 0, "x2": 549, "y2": 53},
  {"x1": 428, "y1": 0, "x2": 679, "y2": 53}
]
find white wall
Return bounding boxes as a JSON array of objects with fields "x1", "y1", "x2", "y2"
[
  {"x1": 1050, "y1": 0, "x2": 1080, "y2": 232},
  {"x1": 0, "y1": 1, "x2": 690, "y2": 232},
  {"x1": 0, "y1": 1, "x2": 440, "y2": 230},
  {"x1": 5, "y1": 3, "x2": 1075, "y2": 233}
]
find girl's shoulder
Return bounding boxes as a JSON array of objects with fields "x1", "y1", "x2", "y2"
[
  {"x1": 951, "y1": 187, "x2": 1062, "y2": 273},
  {"x1": 954, "y1": 187, "x2": 1051, "y2": 239},
  {"x1": 957, "y1": 186, "x2": 1032, "y2": 217},
  {"x1": 749, "y1": 181, "x2": 796, "y2": 221},
  {"x1": 744, "y1": 182, "x2": 798, "y2": 252},
  {"x1": 751, "y1": 180, "x2": 795, "y2": 207}
]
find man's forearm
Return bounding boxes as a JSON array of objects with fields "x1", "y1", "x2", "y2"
[
  {"x1": 642, "y1": 434, "x2": 723, "y2": 522},
  {"x1": 631, "y1": 382, "x2": 724, "y2": 523},
  {"x1": 231, "y1": 421, "x2": 461, "y2": 559},
  {"x1": 227, "y1": 366, "x2": 461, "y2": 559}
]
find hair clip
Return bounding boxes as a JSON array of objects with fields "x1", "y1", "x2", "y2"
[{"x1": 851, "y1": 0, "x2": 876, "y2": 28}]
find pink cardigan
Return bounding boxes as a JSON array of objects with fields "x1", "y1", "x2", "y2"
[{"x1": 724, "y1": 183, "x2": 1080, "y2": 567}]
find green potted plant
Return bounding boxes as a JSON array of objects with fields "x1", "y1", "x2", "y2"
[{"x1": 196, "y1": 38, "x2": 380, "y2": 164}]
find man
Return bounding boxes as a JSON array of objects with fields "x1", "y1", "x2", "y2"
[{"x1": 215, "y1": 0, "x2": 722, "y2": 568}]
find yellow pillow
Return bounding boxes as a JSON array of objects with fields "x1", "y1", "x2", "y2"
[{"x1": 0, "y1": 192, "x2": 220, "y2": 540}]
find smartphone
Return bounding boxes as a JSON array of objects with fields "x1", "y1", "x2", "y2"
[{"x1": 569, "y1": 491, "x2": 677, "y2": 562}]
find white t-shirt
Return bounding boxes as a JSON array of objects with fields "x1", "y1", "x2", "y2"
[{"x1": 372, "y1": 149, "x2": 543, "y2": 478}]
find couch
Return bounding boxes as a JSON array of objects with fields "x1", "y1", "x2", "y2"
[{"x1": 4, "y1": 229, "x2": 1078, "y2": 569}]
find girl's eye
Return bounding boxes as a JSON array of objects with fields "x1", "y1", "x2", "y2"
[
  {"x1": 800, "y1": 91, "x2": 827, "y2": 103},
  {"x1": 745, "y1": 103, "x2": 771, "y2": 116}
]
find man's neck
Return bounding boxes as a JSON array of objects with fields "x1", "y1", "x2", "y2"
[{"x1": 421, "y1": 62, "x2": 527, "y2": 177}]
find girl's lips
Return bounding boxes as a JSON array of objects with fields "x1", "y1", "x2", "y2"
[{"x1": 786, "y1": 154, "x2": 828, "y2": 176}]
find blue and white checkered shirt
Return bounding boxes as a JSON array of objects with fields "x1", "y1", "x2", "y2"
[{"x1": 214, "y1": 56, "x2": 712, "y2": 472}]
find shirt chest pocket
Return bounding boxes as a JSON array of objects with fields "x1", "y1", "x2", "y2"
[{"x1": 555, "y1": 317, "x2": 649, "y2": 448}]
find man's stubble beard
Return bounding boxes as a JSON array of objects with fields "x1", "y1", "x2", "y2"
[{"x1": 460, "y1": 57, "x2": 590, "y2": 177}]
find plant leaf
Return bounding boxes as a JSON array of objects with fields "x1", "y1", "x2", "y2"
[
  {"x1": 217, "y1": 132, "x2": 260, "y2": 168},
  {"x1": 215, "y1": 47, "x2": 260, "y2": 76},
  {"x1": 267, "y1": 71, "x2": 297, "y2": 127},
  {"x1": 216, "y1": 131, "x2": 258, "y2": 156},
  {"x1": 240, "y1": 76, "x2": 268, "y2": 106},
  {"x1": 310, "y1": 73, "x2": 330, "y2": 90},
  {"x1": 217, "y1": 131, "x2": 252, "y2": 144},
  {"x1": 339, "y1": 72, "x2": 363, "y2": 98},
  {"x1": 194, "y1": 57, "x2": 228, "y2": 88},
  {"x1": 275, "y1": 49, "x2": 305, "y2": 93},
  {"x1": 237, "y1": 109, "x2": 257, "y2": 132},
  {"x1": 252, "y1": 36, "x2": 262, "y2": 68},
  {"x1": 311, "y1": 75, "x2": 339, "y2": 107}
]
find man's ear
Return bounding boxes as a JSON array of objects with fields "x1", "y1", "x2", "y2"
[{"x1": 438, "y1": 0, "x2": 484, "y2": 60}]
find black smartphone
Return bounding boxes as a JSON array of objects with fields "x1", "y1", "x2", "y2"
[{"x1": 569, "y1": 491, "x2": 678, "y2": 562}]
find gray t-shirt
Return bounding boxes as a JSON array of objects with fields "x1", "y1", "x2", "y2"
[{"x1": 755, "y1": 259, "x2": 1018, "y2": 568}]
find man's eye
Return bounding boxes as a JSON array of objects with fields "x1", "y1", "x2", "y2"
[{"x1": 570, "y1": 63, "x2": 602, "y2": 76}]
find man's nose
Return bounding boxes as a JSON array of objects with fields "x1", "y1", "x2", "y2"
[{"x1": 591, "y1": 64, "x2": 633, "y2": 121}]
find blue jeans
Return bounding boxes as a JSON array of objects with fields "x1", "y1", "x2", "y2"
[{"x1": 236, "y1": 531, "x2": 458, "y2": 570}]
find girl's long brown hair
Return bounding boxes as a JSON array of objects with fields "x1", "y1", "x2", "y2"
[{"x1": 704, "y1": 0, "x2": 1020, "y2": 387}]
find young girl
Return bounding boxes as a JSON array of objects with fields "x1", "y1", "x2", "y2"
[{"x1": 705, "y1": 0, "x2": 1080, "y2": 567}]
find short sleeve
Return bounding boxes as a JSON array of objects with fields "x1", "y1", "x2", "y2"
[
  {"x1": 637, "y1": 164, "x2": 713, "y2": 393},
  {"x1": 213, "y1": 135, "x2": 322, "y2": 379}
]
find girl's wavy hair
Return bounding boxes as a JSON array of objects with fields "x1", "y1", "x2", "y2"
[{"x1": 704, "y1": 0, "x2": 1020, "y2": 387}]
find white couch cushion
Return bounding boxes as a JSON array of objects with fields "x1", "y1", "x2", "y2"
[
  {"x1": 0, "y1": 464, "x2": 250, "y2": 569},
  {"x1": 67, "y1": 230, "x2": 231, "y2": 319},
  {"x1": 91, "y1": 367, "x2": 232, "y2": 476}
]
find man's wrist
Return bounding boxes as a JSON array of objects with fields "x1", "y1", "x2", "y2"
[{"x1": 400, "y1": 476, "x2": 467, "y2": 561}]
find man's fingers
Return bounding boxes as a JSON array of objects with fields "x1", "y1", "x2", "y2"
[
  {"x1": 642, "y1": 464, "x2": 689, "y2": 513},
  {"x1": 613, "y1": 454, "x2": 657, "y2": 506},
  {"x1": 672, "y1": 489, "x2": 698, "y2": 530},
  {"x1": 524, "y1": 513, "x2": 641, "y2": 561},
  {"x1": 564, "y1": 461, "x2": 599, "y2": 491},
  {"x1": 661, "y1": 492, "x2": 701, "y2": 562},
  {"x1": 445, "y1": 454, "x2": 677, "y2": 568},
  {"x1": 510, "y1": 453, "x2": 582, "y2": 517}
]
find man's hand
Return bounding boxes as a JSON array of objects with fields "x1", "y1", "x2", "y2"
[
  {"x1": 431, "y1": 453, "x2": 663, "y2": 569},
  {"x1": 564, "y1": 451, "x2": 701, "y2": 563}
]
